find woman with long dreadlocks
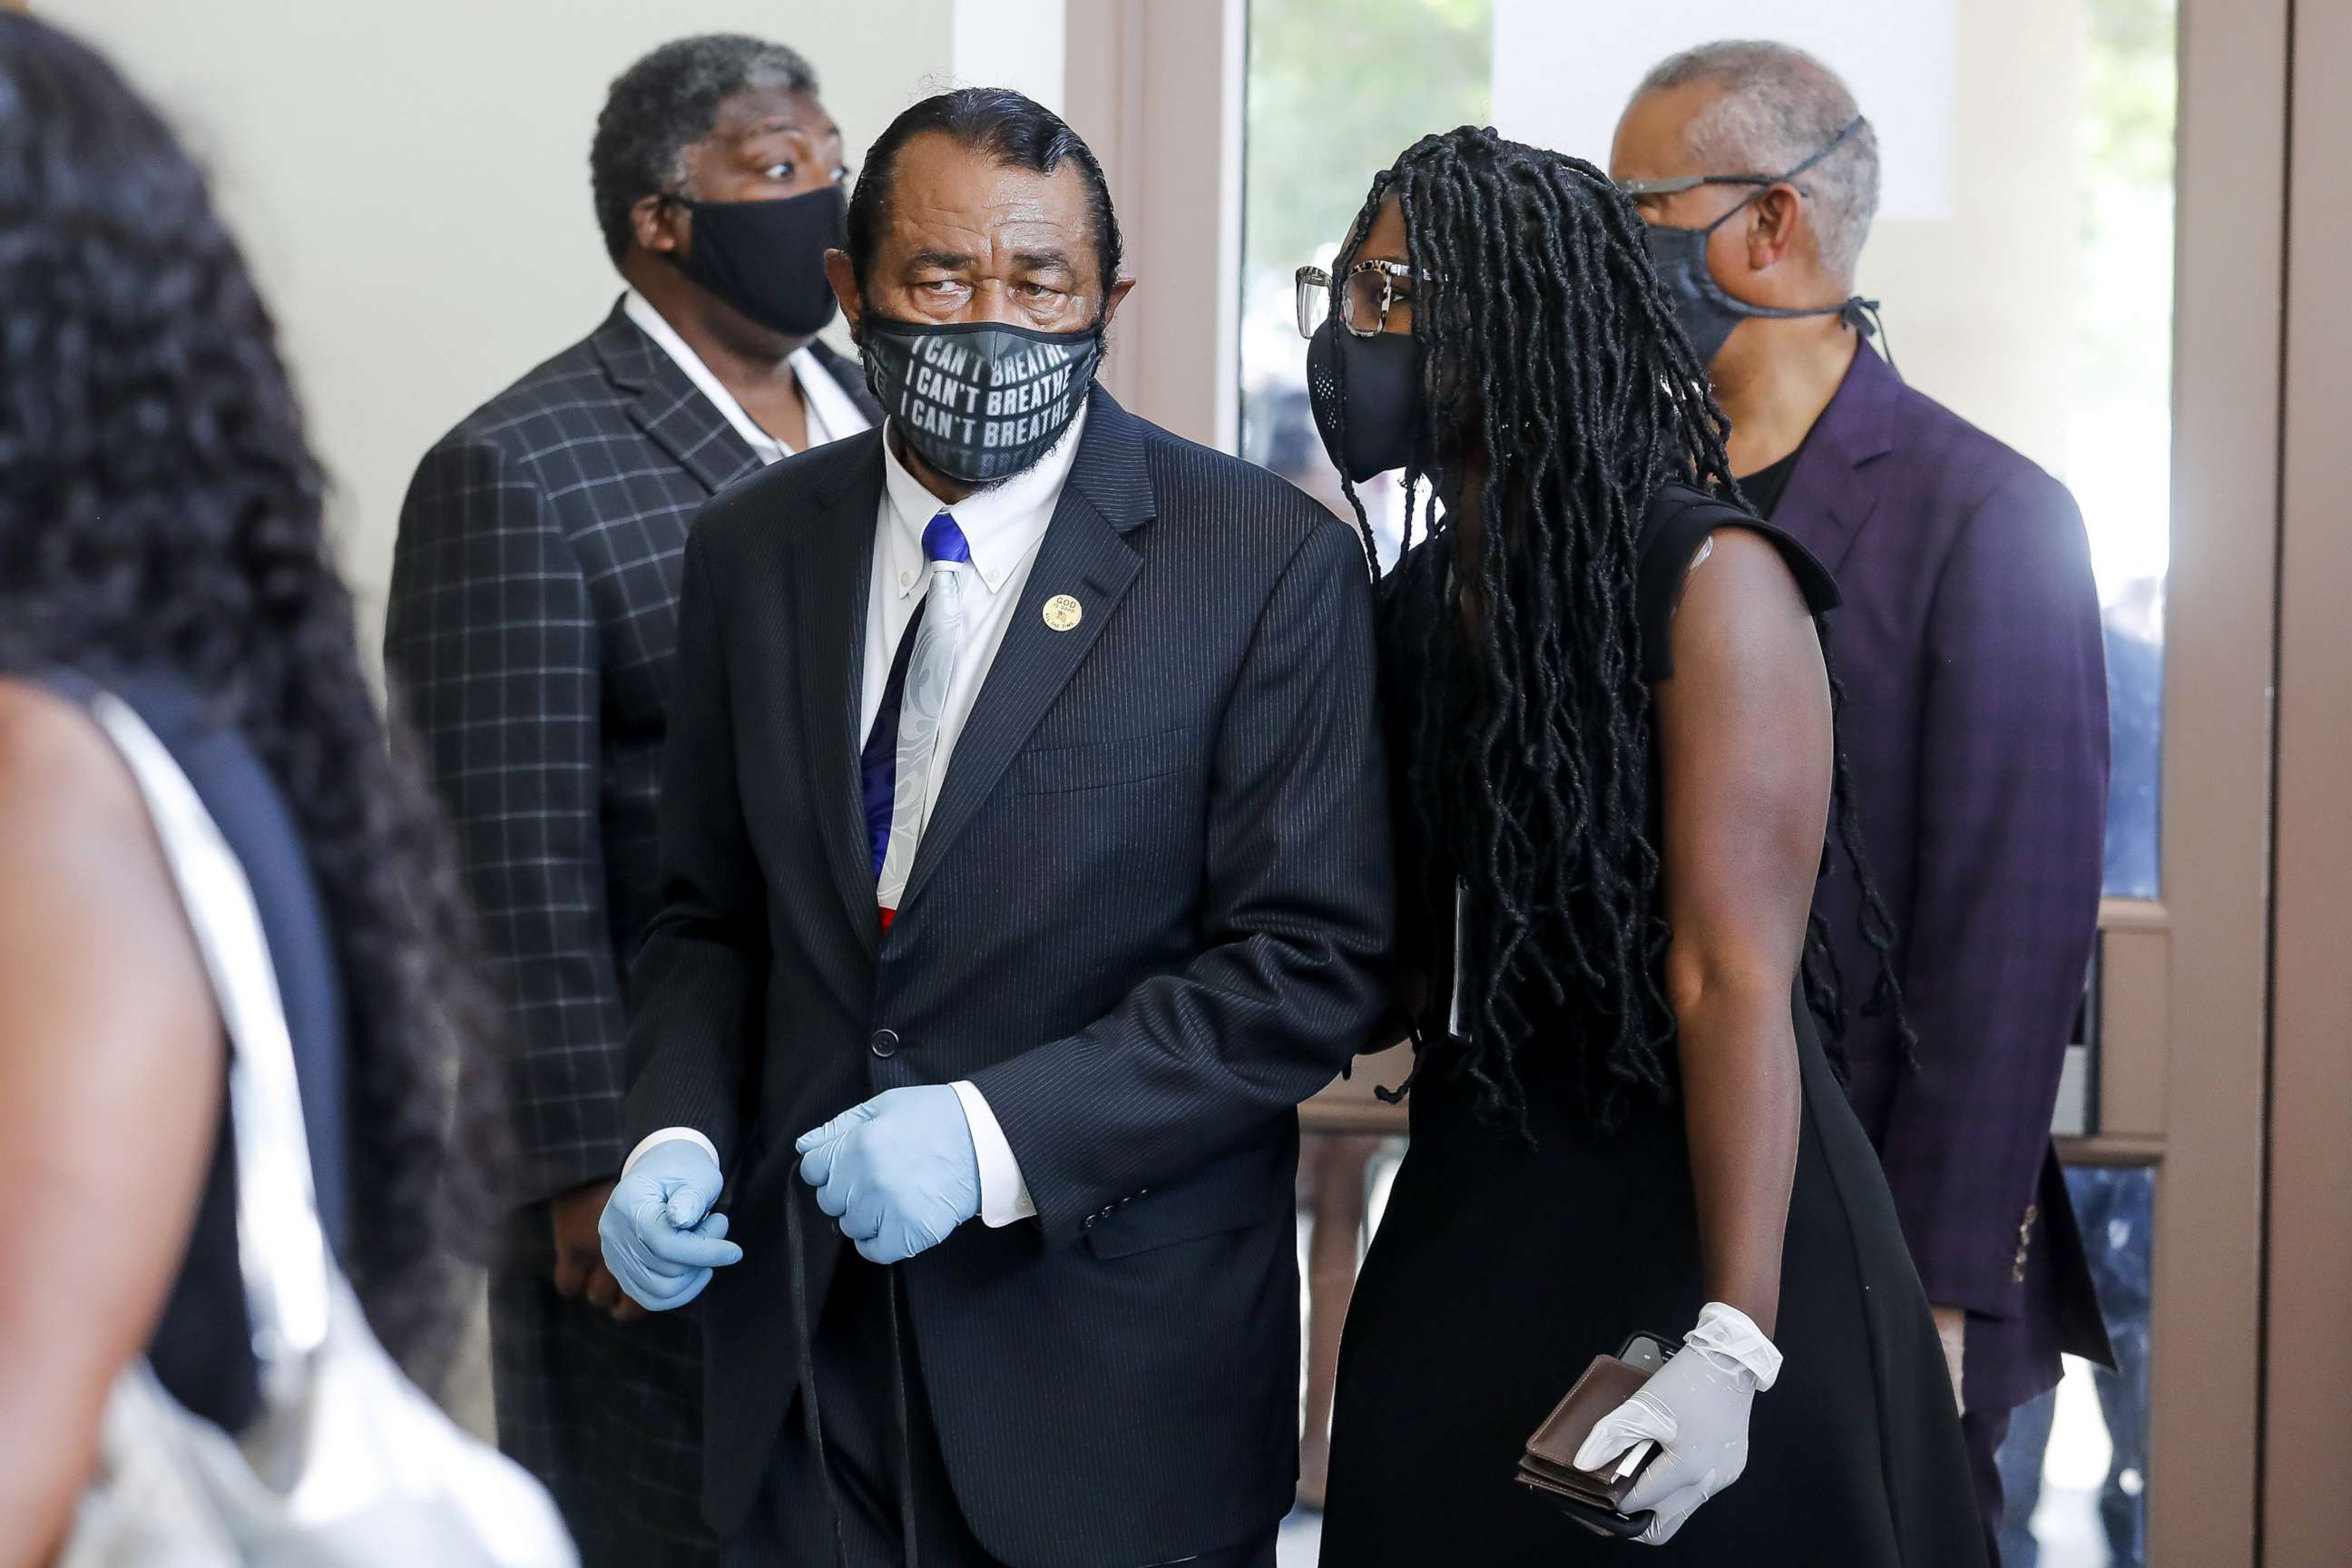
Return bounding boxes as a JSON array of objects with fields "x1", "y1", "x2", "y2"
[{"x1": 1310, "y1": 129, "x2": 1984, "y2": 1564}]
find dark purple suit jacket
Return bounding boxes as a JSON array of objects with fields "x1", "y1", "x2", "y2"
[{"x1": 1773, "y1": 342, "x2": 2113, "y2": 1410}]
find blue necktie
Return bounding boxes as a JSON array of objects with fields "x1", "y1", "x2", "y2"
[
  {"x1": 860, "y1": 601, "x2": 922, "y2": 878},
  {"x1": 859, "y1": 514, "x2": 971, "y2": 916}
]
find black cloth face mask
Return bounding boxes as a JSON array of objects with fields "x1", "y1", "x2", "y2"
[
  {"x1": 1640, "y1": 118, "x2": 1882, "y2": 368},
  {"x1": 1306, "y1": 316, "x2": 1421, "y2": 483},
  {"x1": 859, "y1": 315, "x2": 1103, "y2": 485},
  {"x1": 668, "y1": 184, "x2": 847, "y2": 338}
]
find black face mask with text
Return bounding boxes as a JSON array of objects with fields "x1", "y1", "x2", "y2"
[
  {"x1": 668, "y1": 184, "x2": 847, "y2": 338},
  {"x1": 858, "y1": 315, "x2": 1103, "y2": 485}
]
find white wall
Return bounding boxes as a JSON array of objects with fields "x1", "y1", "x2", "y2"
[
  {"x1": 1848, "y1": 0, "x2": 2082, "y2": 481},
  {"x1": 43, "y1": 1, "x2": 962, "y2": 659},
  {"x1": 1495, "y1": 0, "x2": 1959, "y2": 224},
  {"x1": 952, "y1": 0, "x2": 1066, "y2": 114}
]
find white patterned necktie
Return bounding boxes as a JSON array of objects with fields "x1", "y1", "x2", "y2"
[{"x1": 875, "y1": 512, "x2": 970, "y2": 920}]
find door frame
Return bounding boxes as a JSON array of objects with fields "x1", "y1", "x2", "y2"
[
  {"x1": 2262, "y1": 0, "x2": 2352, "y2": 1557},
  {"x1": 2127, "y1": 2, "x2": 2288, "y2": 1562}
]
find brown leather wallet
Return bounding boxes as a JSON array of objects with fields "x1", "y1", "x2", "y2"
[{"x1": 1516, "y1": 1350, "x2": 1661, "y2": 1512}]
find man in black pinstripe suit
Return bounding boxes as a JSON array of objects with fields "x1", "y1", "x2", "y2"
[
  {"x1": 604, "y1": 91, "x2": 1394, "y2": 1567},
  {"x1": 383, "y1": 37, "x2": 879, "y2": 1567}
]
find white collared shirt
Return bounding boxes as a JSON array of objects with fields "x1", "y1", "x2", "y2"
[
  {"x1": 857, "y1": 402, "x2": 1088, "y2": 819},
  {"x1": 865, "y1": 408, "x2": 1087, "y2": 1230},
  {"x1": 622, "y1": 289, "x2": 870, "y2": 463},
  {"x1": 624, "y1": 407, "x2": 1091, "y2": 1230}
]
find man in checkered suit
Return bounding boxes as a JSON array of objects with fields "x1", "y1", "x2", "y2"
[{"x1": 384, "y1": 36, "x2": 879, "y2": 1566}]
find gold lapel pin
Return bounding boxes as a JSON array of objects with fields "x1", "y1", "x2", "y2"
[{"x1": 1043, "y1": 593, "x2": 1083, "y2": 632}]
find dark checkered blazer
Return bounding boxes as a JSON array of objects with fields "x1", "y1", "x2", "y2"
[
  {"x1": 623, "y1": 387, "x2": 1395, "y2": 1563},
  {"x1": 1775, "y1": 343, "x2": 2113, "y2": 1411},
  {"x1": 384, "y1": 299, "x2": 880, "y2": 1205}
]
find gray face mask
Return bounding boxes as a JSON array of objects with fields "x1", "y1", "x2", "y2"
[
  {"x1": 1633, "y1": 117, "x2": 1884, "y2": 368},
  {"x1": 858, "y1": 315, "x2": 1102, "y2": 485}
]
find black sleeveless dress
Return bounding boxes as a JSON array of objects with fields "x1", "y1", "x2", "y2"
[
  {"x1": 1317, "y1": 486, "x2": 1986, "y2": 1566},
  {"x1": 32, "y1": 664, "x2": 351, "y2": 1433}
]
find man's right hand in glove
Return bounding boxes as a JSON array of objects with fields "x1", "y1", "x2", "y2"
[{"x1": 595, "y1": 1138, "x2": 740, "y2": 1313}]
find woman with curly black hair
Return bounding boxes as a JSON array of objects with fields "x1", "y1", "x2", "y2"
[
  {"x1": 1310, "y1": 128, "x2": 1984, "y2": 1564},
  {"x1": 0, "y1": 15, "x2": 501, "y2": 1559}
]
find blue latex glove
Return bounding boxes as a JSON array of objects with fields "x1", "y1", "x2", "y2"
[
  {"x1": 597, "y1": 1139, "x2": 741, "y2": 1311},
  {"x1": 796, "y1": 1085, "x2": 980, "y2": 1265}
]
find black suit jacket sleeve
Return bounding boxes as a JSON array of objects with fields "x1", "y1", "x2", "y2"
[
  {"x1": 621, "y1": 525, "x2": 766, "y2": 1170},
  {"x1": 384, "y1": 436, "x2": 626, "y2": 1203},
  {"x1": 968, "y1": 520, "x2": 1394, "y2": 1248}
]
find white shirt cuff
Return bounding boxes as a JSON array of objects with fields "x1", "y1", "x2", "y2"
[
  {"x1": 950, "y1": 1081, "x2": 1035, "y2": 1226},
  {"x1": 621, "y1": 1127, "x2": 720, "y2": 1179}
]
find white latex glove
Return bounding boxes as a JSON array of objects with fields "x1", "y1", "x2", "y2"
[{"x1": 1573, "y1": 1303, "x2": 1782, "y2": 1546}]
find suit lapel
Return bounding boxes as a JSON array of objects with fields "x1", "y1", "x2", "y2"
[
  {"x1": 792, "y1": 442, "x2": 887, "y2": 956},
  {"x1": 1773, "y1": 341, "x2": 1900, "y2": 578},
  {"x1": 901, "y1": 391, "x2": 1154, "y2": 910},
  {"x1": 592, "y1": 300, "x2": 764, "y2": 496}
]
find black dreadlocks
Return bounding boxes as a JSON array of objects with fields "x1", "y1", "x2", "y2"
[{"x1": 1329, "y1": 126, "x2": 1909, "y2": 1132}]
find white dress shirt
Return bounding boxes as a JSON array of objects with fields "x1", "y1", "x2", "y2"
[
  {"x1": 624, "y1": 406, "x2": 1091, "y2": 1230},
  {"x1": 622, "y1": 289, "x2": 870, "y2": 462}
]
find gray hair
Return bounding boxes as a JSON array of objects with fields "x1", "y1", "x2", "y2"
[
  {"x1": 1635, "y1": 40, "x2": 1879, "y2": 282},
  {"x1": 590, "y1": 34, "x2": 819, "y2": 264}
]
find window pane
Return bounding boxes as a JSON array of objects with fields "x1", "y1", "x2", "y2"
[
  {"x1": 2080, "y1": 0, "x2": 2175, "y2": 900},
  {"x1": 1239, "y1": 0, "x2": 1494, "y2": 570},
  {"x1": 1995, "y1": 1164, "x2": 2155, "y2": 1566}
]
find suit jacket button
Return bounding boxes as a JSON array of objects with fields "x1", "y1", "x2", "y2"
[
  {"x1": 869, "y1": 1029, "x2": 900, "y2": 1058},
  {"x1": 1082, "y1": 1215, "x2": 1097, "y2": 1230}
]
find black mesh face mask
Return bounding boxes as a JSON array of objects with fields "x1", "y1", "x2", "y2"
[{"x1": 1306, "y1": 315, "x2": 1421, "y2": 484}]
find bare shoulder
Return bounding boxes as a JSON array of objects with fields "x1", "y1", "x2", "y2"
[
  {"x1": 0, "y1": 678, "x2": 189, "y2": 936},
  {"x1": 0, "y1": 678, "x2": 150, "y2": 843},
  {"x1": 0, "y1": 675, "x2": 213, "y2": 1072},
  {"x1": 1669, "y1": 527, "x2": 1820, "y2": 669}
]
